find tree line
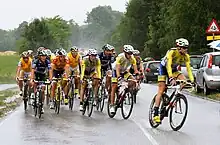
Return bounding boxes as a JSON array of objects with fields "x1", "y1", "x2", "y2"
[
  {"x1": 0, "y1": 6, "x2": 123, "y2": 53},
  {"x1": 108, "y1": 0, "x2": 220, "y2": 59}
]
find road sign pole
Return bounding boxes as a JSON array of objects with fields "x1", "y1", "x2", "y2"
[{"x1": 213, "y1": 33, "x2": 215, "y2": 52}]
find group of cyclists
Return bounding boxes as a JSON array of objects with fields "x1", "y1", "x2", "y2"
[{"x1": 16, "y1": 37, "x2": 195, "y2": 125}]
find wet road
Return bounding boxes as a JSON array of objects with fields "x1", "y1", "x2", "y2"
[
  {"x1": 0, "y1": 84, "x2": 17, "y2": 91},
  {"x1": 0, "y1": 83, "x2": 220, "y2": 145}
]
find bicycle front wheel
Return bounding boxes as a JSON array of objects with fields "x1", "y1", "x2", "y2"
[
  {"x1": 148, "y1": 94, "x2": 160, "y2": 128},
  {"x1": 38, "y1": 90, "x2": 43, "y2": 118},
  {"x1": 55, "y1": 87, "x2": 61, "y2": 114},
  {"x1": 23, "y1": 84, "x2": 28, "y2": 111},
  {"x1": 121, "y1": 90, "x2": 134, "y2": 119},
  {"x1": 169, "y1": 93, "x2": 188, "y2": 131},
  {"x1": 100, "y1": 85, "x2": 105, "y2": 112},
  {"x1": 69, "y1": 83, "x2": 74, "y2": 110},
  {"x1": 86, "y1": 88, "x2": 94, "y2": 117}
]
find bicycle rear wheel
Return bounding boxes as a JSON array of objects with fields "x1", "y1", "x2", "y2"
[
  {"x1": 149, "y1": 94, "x2": 160, "y2": 128},
  {"x1": 169, "y1": 93, "x2": 188, "y2": 131},
  {"x1": 86, "y1": 88, "x2": 94, "y2": 117},
  {"x1": 133, "y1": 89, "x2": 137, "y2": 104},
  {"x1": 55, "y1": 87, "x2": 61, "y2": 114},
  {"x1": 121, "y1": 90, "x2": 134, "y2": 119}
]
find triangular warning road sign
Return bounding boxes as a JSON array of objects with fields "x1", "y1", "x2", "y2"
[{"x1": 206, "y1": 18, "x2": 220, "y2": 34}]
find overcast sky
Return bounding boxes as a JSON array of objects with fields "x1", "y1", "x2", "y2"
[{"x1": 0, "y1": 0, "x2": 128, "y2": 30}]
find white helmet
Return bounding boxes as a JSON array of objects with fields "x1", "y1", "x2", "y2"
[
  {"x1": 27, "y1": 50, "x2": 33, "y2": 55},
  {"x1": 176, "y1": 38, "x2": 189, "y2": 47},
  {"x1": 45, "y1": 49, "x2": 52, "y2": 56},
  {"x1": 123, "y1": 45, "x2": 134, "y2": 53},
  {"x1": 70, "y1": 46, "x2": 78, "y2": 52},
  {"x1": 88, "y1": 49, "x2": 97, "y2": 55},
  {"x1": 133, "y1": 50, "x2": 140, "y2": 55},
  {"x1": 55, "y1": 48, "x2": 67, "y2": 56}
]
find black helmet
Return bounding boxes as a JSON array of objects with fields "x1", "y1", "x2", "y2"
[
  {"x1": 38, "y1": 50, "x2": 47, "y2": 56},
  {"x1": 102, "y1": 44, "x2": 114, "y2": 51}
]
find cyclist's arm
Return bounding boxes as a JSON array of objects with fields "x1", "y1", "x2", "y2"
[
  {"x1": 31, "y1": 60, "x2": 36, "y2": 81},
  {"x1": 140, "y1": 61, "x2": 144, "y2": 73},
  {"x1": 166, "y1": 50, "x2": 174, "y2": 78},
  {"x1": 16, "y1": 61, "x2": 22, "y2": 78},
  {"x1": 131, "y1": 56, "x2": 138, "y2": 73},
  {"x1": 64, "y1": 60, "x2": 70, "y2": 77},
  {"x1": 80, "y1": 60, "x2": 85, "y2": 80},
  {"x1": 47, "y1": 60, "x2": 53, "y2": 80},
  {"x1": 96, "y1": 59, "x2": 101, "y2": 79},
  {"x1": 185, "y1": 55, "x2": 194, "y2": 82},
  {"x1": 116, "y1": 57, "x2": 121, "y2": 78}
]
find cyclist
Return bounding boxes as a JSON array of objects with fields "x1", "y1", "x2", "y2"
[
  {"x1": 27, "y1": 50, "x2": 34, "y2": 59},
  {"x1": 110, "y1": 45, "x2": 139, "y2": 114},
  {"x1": 50, "y1": 48, "x2": 70, "y2": 109},
  {"x1": 67, "y1": 46, "x2": 81, "y2": 97},
  {"x1": 98, "y1": 44, "x2": 115, "y2": 95},
  {"x1": 153, "y1": 38, "x2": 194, "y2": 124},
  {"x1": 16, "y1": 51, "x2": 32, "y2": 96},
  {"x1": 79, "y1": 49, "x2": 101, "y2": 111},
  {"x1": 129, "y1": 50, "x2": 144, "y2": 90},
  {"x1": 30, "y1": 50, "x2": 52, "y2": 113}
]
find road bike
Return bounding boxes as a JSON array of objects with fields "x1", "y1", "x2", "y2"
[
  {"x1": 149, "y1": 80, "x2": 193, "y2": 131},
  {"x1": 67, "y1": 74, "x2": 77, "y2": 111},
  {"x1": 33, "y1": 80, "x2": 50, "y2": 118},
  {"x1": 19, "y1": 75, "x2": 30, "y2": 111},
  {"x1": 52, "y1": 77, "x2": 64, "y2": 114},
  {"x1": 107, "y1": 78, "x2": 137, "y2": 119},
  {"x1": 96, "y1": 75, "x2": 108, "y2": 112},
  {"x1": 82, "y1": 78, "x2": 95, "y2": 117}
]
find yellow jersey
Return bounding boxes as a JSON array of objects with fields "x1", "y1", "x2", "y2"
[
  {"x1": 162, "y1": 48, "x2": 194, "y2": 82},
  {"x1": 112, "y1": 53, "x2": 136, "y2": 72},
  {"x1": 80, "y1": 56, "x2": 101, "y2": 80},
  {"x1": 18, "y1": 58, "x2": 32, "y2": 72},
  {"x1": 67, "y1": 52, "x2": 81, "y2": 68}
]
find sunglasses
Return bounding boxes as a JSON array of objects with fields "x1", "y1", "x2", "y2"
[
  {"x1": 181, "y1": 47, "x2": 188, "y2": 50},
  {"x1": 23, "y1": 57, "x2": 29, "y2": 59},
  {"x1": 90, "y1": 54, "x2": 97, "y2": 57},
  {"x1": 126, "y1": 52, "x2": 133, "y2": 55}
]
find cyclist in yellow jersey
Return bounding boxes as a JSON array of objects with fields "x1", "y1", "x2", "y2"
[
  {"x1": 16, "y1": 51, "x2": 32, "y2": 96},
  {"x1": 110, "y1": 45, "x2": 139, "y2": 114},
  {"x1": 153, "y1": 38, "x2": 194, "y2": 124},
  {"x1": 67, "y1": 46, "x2": 81, "y2": 97},
  {"x1": 79, "y1": 49, "x2": 101, "y2": 111}
]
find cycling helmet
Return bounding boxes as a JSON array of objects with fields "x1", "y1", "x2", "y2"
[
  {"x1": 21, "y1": 51, "x2": 29, "y2": 58},
  {"x1": 44, "y1": 49, "x2": 52, "y2": 56},
  {"x1": 123, "y1": 45, "x2": 134, "y2": 53},
  {"x1": 38, "y1": 50, "x2": 47, "y2": 56},
  {"x1": 88, "y1": 49, "x2": 97, "y2": 55},
  {"x1": 176, "y1": 38, "x2": 189, "y2": 48},
  {"x1": 102, "y1": 44, "x2": 114, "y2": 51},
  {"x1": 133, "y1": 50, "x2": 140, "y2": 55},
  {"x1": 55, "y1": 48, "x2": 67, "y2": 56},
  {"x1": 37, "y1": 46, "x2": 46, "y2": 52},
  {"x1": 70, "y1": 46, "x2": 78, "y2": 52},
  {"x1": 27, "y1": 50, "x2": 33, "y2": 55}
]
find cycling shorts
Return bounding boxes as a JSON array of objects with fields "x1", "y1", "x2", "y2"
[
  {"x1": 111, "y1": 70, "x2": 132, "y2": 83},
  {"x1": 158, "y1": 63, "x2": 181, "y2": 82}
]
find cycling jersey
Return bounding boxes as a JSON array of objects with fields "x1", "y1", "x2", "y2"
[
  {"x1": 32, "y1": 59, "x2": 51, "y2": 74},
  {"x1": 80, "y1": 56, "x2": 101, "y2": 80},
  {"x1": 160, "y1": 48, "x2": 194, "y2": 82},
  {"x1": 51, "y1": 56, "x2": 69, "y2": 71},
  {"x1": 112, "y1": 53, "x2": 136, "y2": 72},
  {"x1": 18, "y1": 58, "x2": 32, "y2": 72},
  {"x1": 67, "y1": 52, "x2": 81, "y2": 68},
  {"x1": 98, "y1": 52, "x2": 114, "y2": 71}
]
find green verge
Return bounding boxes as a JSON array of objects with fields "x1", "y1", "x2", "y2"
[
  {"x1": 0, "y1": 55, "x2": 19, "y2": 84},
  {"x1": 0, "y1": 89, "x2": 20, "y2": 117},
  {"x1": 192, "y1": 91, "x2": 220, "y2": 101}
]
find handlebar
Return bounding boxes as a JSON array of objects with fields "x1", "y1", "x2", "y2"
[
  {"x1": 167, "y1": 80, "x2": 194, "y2": 89},
  {"x1": 34, "y1": 80, "x2": 50, "y2": 84}
]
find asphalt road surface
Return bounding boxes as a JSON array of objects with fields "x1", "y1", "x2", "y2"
[
  {"x1": 0, "y1": 83, "x2": 220, "y2": 145},
  {"x1": 0, "y1": 84, "x2": 17, "y2": 91}
]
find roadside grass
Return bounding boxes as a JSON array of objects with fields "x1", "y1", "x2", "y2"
[
  {"x1": 192, "y1": 90, "x2": 220, "y2": 101},
  {"x1": 0, "y1": 89, "x2": 19, "y2": 117},
  {"x1": 0, "y1": 55, "x2": 19, "y2": 84}
]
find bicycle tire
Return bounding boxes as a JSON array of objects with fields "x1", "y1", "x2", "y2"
[
  {"x1": 23, "y1": 84, "x2": 28, "y2": 111},
  {"x1": 87, "y1": 88, "x2": 94, "y2": 117},
  {"x1": 34, "y1": 92, "x2": 38, "y2": 117},
  {"x1": 38, "y1": 89, "x2": 43, "y2": 118},
  {"x1": 169, "y1": 93, "x2": 188, "y2": 131},
  {"x1": 133, "y1": 90, "x2": 137, "y2": 104},
  {"x1": 100, "y1": 85, "x2": 105, "y2": 112},
  {"x1": 55, "y1": 87, "x2": 61, "y2": 114},
  {"x1": 96, "y1": 87, "x2": 100, "y2": 111},
  {"x1": 148, "y1": 94, "x2": 160, "y2": 128},
  {"x1": 121, "y1": 90, "x2": 134, "y2": 119},
  {"x1": 82, "y1": 88, "x2": 87, "y2": 115},
  {"x1": 69, "y1": 78, "x2": 75, "y2": 110},
  {"x1": 46, "y1": 84, "x2": 50, "y2": 106}
]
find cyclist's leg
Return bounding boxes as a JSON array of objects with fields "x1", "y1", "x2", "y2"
[
  {"x1": 18, "y1": 70, "x2": 24, "y2": 96},
  {"x1": 110, "y1": 70, "x2": 118, "y2": 113},
  {"x1": 91, "y1": 72, "x2": 100, "y2": 99},
  {"x1": 124, "y1": 72, "x2": 136, "y2": 88},
  {"x1": 61, "y1": 70, "x2": 69, "y2": 105},
  {"x1": 79, "y1": 77, "x2": 87, "y2": 111},
  {"x1": 50, "y1": 70, "x2": 58, "y2": 109},
  {"x1": 154, "y1": 64, "x2": 167, "y2": 123},
  {"x1": 106, "y1": 69, "x2": 112, "y2": 94}
]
